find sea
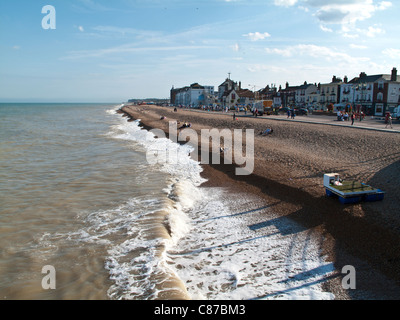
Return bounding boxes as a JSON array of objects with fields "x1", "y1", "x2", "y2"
[{"x1": 0, "y1": 103, "x2": 336, "y2": 300}]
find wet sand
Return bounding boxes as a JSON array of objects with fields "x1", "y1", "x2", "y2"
[{"x1": 119, "y1": 104, "x2": 400, "y2": 300}]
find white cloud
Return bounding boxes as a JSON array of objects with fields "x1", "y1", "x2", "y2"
[
  {"x1": 265, "y1": 47, "x2": 293, "y2": 57},
  {"x1": 265, "y1": 44, "x2": 370, "y2": 64},
  {"x1": 78, "y1": 26, "x2": 85, "y2": 32},
  {"x1": 275, "y1": 0, "x2": 393, "y2": 33},
  {"x1": 61, "y1": 44, "x2": 217, "y2": 60},
  {"x1": 342, "y1": 32, "x2": 359, "y2": 39},
  {"x1": 274, "y1": 0, "x2": 298, "y2": 7},
  {"x1": 91, "y1": 26, "x2": 163, "y2": 38},
  {"x1": 350, "y1": 44, "x2": 368, "y2": 49},
  {"x1": 231, "y1": 43, "x2": 240, "y2": 52},
  {"x1": 376, "y1": 1, "x2": 392, "y2": 10},
  {"x1": 298, "y1": 5, "x2": 309, "y2": 12},
  {"x1": 342, "y1": 24, "x2": 386, "y2": 38},
  {"x1": 382, "y1": 48, "x2": 400, "y2": 59},
  {"x1": 320, "y1": 25, "x2": 333, "y2": 32},
  {"x1": 243, "y1": 32, "x2": 271, "y2": 41},
  {"x1": 364, "y1": 25, "x2": 385, "y2": 37}
]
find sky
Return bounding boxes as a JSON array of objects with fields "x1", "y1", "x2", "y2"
[{"x1": 0, "y1": 0, "x2": 399, "y2": 102}]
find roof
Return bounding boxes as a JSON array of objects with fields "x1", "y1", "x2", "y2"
[
  {"x1": 219, "y1": 78, "x2": 237, "y2": 87},
  {"x1": 349, "y1": 74, "x2": 384, "y2": 84},
  {"x1": 349, "y1": 74, "x2": 400, "y2": 84},
  {"x1": 190, "y1": 83, "x2": 204, "y2": 89},
  {"x1": 298, "y1": 83, "x2": 317, "y2": 90},
  {"x1": 236, "y1": 89, "x2": 254, "y2": 98},
  {"x1": 280, "y1": 85, "x2": 300, "y2": 92}
]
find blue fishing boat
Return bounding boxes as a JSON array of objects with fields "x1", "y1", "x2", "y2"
[{"x1": 324, "y1": 173, "x2": 385, "y2": 204}]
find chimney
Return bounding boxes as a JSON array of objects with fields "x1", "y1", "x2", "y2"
[
  {"x1": 344, "y1": 76, "x2": 348, "y2": 83},
  {"x1": 360, "y1": 72, "x2": 367, "y2": 79},
  {"x1": 332, "y1": 76, "x2": 337, "y2": 83},
  {"x1": 391, "y1": 67, "x2": 397, "y2": 81},
  {"x1": 239, "y1": 81, "x2": 241, "y2": 89}
]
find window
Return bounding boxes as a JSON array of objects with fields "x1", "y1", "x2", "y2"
[{"x1": 377, "y1": 92, "x2": 383, "y2": 101}]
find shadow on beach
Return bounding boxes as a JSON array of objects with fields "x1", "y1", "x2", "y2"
[
  {"x1": 203, "y1": 158, "x2": 400, "y2": 299},
  {"x1": 119, "y1": 104, "x2": 400, "y2": 299}
]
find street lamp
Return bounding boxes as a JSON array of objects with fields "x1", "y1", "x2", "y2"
[{"x1": 248, "y1": 84, "x2": 261, "y2": 109}]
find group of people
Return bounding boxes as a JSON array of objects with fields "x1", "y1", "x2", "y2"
[
  {"x1": 160, "y1": 116, "x2": 193, "y2": 131},
  {"x1": 178, "y1": 122, "x2": 192, "y2": 130},
  {"x1": 337, "y1": 110, "x2": 365, "y2": 125},
  {"x1": 286, "y1": 109, "x2": 296, "y2": 119},
  {"x1": 337, "y1": 110, "x2": 349, "y2": 122}
]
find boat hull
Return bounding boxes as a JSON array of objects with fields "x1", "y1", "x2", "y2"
[{"x1": 326, "y1": 188, "x2": 384, "y2": 204}]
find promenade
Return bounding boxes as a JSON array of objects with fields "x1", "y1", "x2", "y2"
[
  {"x1": 184, "y1": 108, "x2": 400, "y2": 133},
  {"x1": 254, "y1": 113, "x2": 400, "y2": 133}
]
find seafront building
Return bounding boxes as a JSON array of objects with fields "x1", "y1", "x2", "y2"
[
  {"x1": 170, "y1": 67, "x2": 400, "y2": 116},
  {"x1": 348, "y1": 68, "x2": 400, "y2": 116},
  {"x1": 318, "y1": 76, "x2": 343, "y2": 111},
  {"x1": 302, "y1": 68, "x2": 400, "y2": 115},
  {"x1": 295, "y1": 82, "x2": 319, "y2": 108},
  {"x1": 170, "y1": 83, "x2": 215, "y2": 108}
]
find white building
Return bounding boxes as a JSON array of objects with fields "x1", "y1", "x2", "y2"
[
  {"x1": 295, "y1": 82, "x2": 318, "y2": 107},
  {"x1": 319, "y1": 76, "x2": 343, "y2": 110},
  {"x1": 171, "y1": 83, "x2": 214, "y2": 108},
  {"x1": 387, "y1": 82, "x2": 400, "y2": 112}
]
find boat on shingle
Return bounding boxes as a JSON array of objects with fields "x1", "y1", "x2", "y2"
[{"x1": 324, "y1": 173, "x2": 385, "y2": 204}]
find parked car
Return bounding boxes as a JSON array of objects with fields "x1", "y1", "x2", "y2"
[
  {"x1": 264, "y1": 107, "x2": 274, "y2": 115},
  {"x1": 279, "y1": 107, "x2": 290, "y2": 114},
  {"x1": 393, "y1": 105, "x2": 400, "y2": 119},
  {"x1": 295, "y1": 108, "x2": 308, "y2": 115}
]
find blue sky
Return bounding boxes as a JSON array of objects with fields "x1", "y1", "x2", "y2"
[{"x1": 0, "y1": 0, "x2": 399, "y2": 102}]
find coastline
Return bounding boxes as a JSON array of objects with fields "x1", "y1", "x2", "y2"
[{"x1": 118, "y1": 104, "x2": 400, "y2": 300}]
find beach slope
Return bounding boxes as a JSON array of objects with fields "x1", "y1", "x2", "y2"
[{"x1": 119, "y1": 104, "x2": 400, "y2": 300}]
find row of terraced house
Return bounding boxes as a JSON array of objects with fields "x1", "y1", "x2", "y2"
[{"x1": 170, "y1": 67, "x2": 400, "y2": 116}]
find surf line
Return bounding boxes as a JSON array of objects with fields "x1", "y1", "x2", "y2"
[{"x1": 146, "y1": 121, "x2": 255, "y2": 176}]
